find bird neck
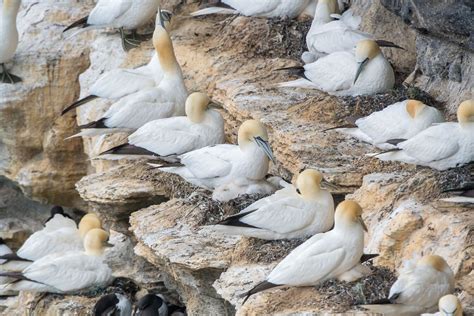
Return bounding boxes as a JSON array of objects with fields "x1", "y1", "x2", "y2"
[
  {"x1": 2, "y1": 1, "x2": 20, "y2": 24},
  {"x1": 313, "y1": 1, "x2": 336, "y2": 25}
]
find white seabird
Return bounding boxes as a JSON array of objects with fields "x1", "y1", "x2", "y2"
[
  {"x1": 421, "y1": 294, "x2": 463, "y2": 316},
  {"x1": 0, "y1": 0, "x2": 22, "y2": 84},
  {"x1": 191, "y1": 0, "x2": 312, "y2": 19},
  {"x1": 70, "y1": 13, "x2": 188, "y2": 138},
  {"x1": 327, "y1": 100, "x2": 445, "y2": 149},
  {"x1": 134, "y1": 294, "x2": 169, "y2": 316},
  {"x1": 0, "y1": 213, "x2": 101, "y2": 272},
  {"x1": 373, "y1": 100, "x2": 474, "y2": 170},
  {"x1": 361, "y1": 255, "x2": 455, "y2": 316},
  {"x1": 151, "y1": 120, "x2": 275, "y2": 193},
  {"x1": 440, "y1": 182, "x2": 474, "y2": 203},
  {"x1": 278, "y1": 39, "x2": 396, "y2": 96},
  {"x1": 241, "y1": 200, "x2": 367, "y2": 303},
  {"x1": 61, "y1": 9, "x2": 173, "y2": 116},
  {"x1": 98, "y1": 92, "x2": 225, "y2": 160},
  {"x1": 0, "y1": 228, "x2": 113, "y2": 293},
  {"x1": 211, "y1": 169, "x2": 335, "y2": 240},
  {"x1": 93, "y1": 293, "x2": 132, "y2": 316},
  {"x1": 63, "y1": 0, "x2": 163, "y2": 51}
]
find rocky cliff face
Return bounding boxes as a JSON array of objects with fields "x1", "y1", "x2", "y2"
[{"x1": 1, "y1": 0, "x2": 472, "y2": 315}]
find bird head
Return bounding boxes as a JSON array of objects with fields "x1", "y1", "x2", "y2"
[
  {"x1": 354, "y1": 40, "x2": 381, "y2": 84},
  {"x1": 405, "y1": 100, "x2": 427, "y2": 119},
  {"x1": 457, "y1": 99, "x2": 474, "y2": 124},
  {"x1": 3, "y1": 0, "x2": 21, "y2": 13},
  {"x1": 334, "y1": 200, "x2": 367, "y2": 232},
  {"x1": 238, "y1": 120, "x2": 275, "y2": 163},
  {"x1": 185, "y1": 92, "x2": 211, "y2": 123},
  {"x1": 78, "y1": 213, "x2": 102, "y2": 238},
  {"x1": 417, "y1": 255, "x2": 451, "y2": 273},
  {"x1": 438, "y1": 294, "x2": 463, "y2": 316},
  {"x1": 296, "y1": 169, "x2": 323, "y2": 198},
  {"x1": 153, "y1": 11, "x2": 178, "y2": 73},
  {"x1": 84, "y1": 228, "x2": 113, "y2": 256}
]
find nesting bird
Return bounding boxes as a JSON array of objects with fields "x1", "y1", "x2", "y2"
[
  {"x1": 0, "y1": 228, "x2": 113, "y2": 293},
  {"x1": 192, "y1": 0, "x2": 313, "y2": 19},
  {"x1": 0, "y1": 212, "x2": 101, "y2": 272},
  {"x1": 326, "y1": 100, "x2": 444, "y2": 149},
  {"x1": 63, "y1": 0, "x2": 162, "y2": 51},
  {"x1": 278, "y1": 39, "x2": 396, "y2": 96},
  {"x1": 373, "y1": 100, "x2": 474, "y2": 170},
  {"x1": 0, "y1": 0, "x2": 22, "y2": 84},
  {"x1": 93, "y1": 293, "x2": 132, "y2": 316},
  {"x1": 61, "y1": 9, "x2": 173, "y2": 116},
  {"x1": 211, "y1": 169, "x2": 335, "y2": 240},
  {"x1": 422, "y1": 294, "x2": 463, "y2": 316},
  {"x1": 242, "y1": 201, "x2": 367, "y2": 303},
  {"x1": 99, "y1": 92, "x2": 225, "y2": 161},
  {"x1": 134, "y1": 294, "x2": 168, "y2": 316},
  {"x1": 70, "y1": 11, "x2": 188, "y2": 138},
  {"x1": 151, "y1": 120, "x2": 275, "y2": 195},
  {"x1": 361, "y1": 255, "x2": 455, "y2": 316}
]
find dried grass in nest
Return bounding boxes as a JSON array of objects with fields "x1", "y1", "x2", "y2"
[
  {"x1": 240, "y1": 238, "x2": 306, "y2": 264},
  {"x1": 315, "y1": 264, "x2": 397, "y2": 312}
]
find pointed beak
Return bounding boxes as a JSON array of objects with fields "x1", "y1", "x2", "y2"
[
  {"x1": 104, "y1": 242, "x2": 114, "y2": 248},
  {"x1": 208, "y1": 100, "x2": 224, "y2": 110},
  {"x1": 322, "y1": 179, "x2": 338, "y2": 190},
  {"x1": 359, "y1": 216, "x2": 368, "y2": 232},
  {"x1": 354, "y1": 58, "x2": 369, "y2": 84},
  {"x1": 375, "y1": 40, "x2": 405, "y2": 50},
  {"x1": 254, "y1": 136, "x2": 276, "y2": 164}
]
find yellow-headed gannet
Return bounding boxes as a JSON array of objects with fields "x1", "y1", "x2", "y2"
[
  {"x1": 373, "y1": 100, "x2": 474, "y2": 170},
  {"x1": 0, "y1": 228, "x2": 113, "y2": 293},
  {"x1": 70, "y1": 13, "x2": 188, "y2": 138},
  {"x1": 241, "y1": 200, "x2": 367, "y2": 303},
  {"x1": 421, "y1": 294, "x2": 463, "y2": 316},
  {"x1": 211, "y1": 169, "x2": 335, "y2": 240},
  {"x1": 63, "y1": 0, "x2": 165, "y2": 51},
  {"x1": 326, "y1": 100, "x2": 444, "y2": 149},
  {"x1": 93, "y1": 293, "x2": 132, "y2": 316},
  {"x1": 61, "y1": 9, "x2": 173, "y2": 116},
  {"x1": 151, "y1": 120, "x2": 275, "y2": 192},
  {"x1": 278, "y1": 39, "x2": 396, "y2": 96},
  {"x1": 361, "y1": 255, "x2": 455, "y2": 316},
  {"x1": 440, "y1": 182, "x2": 474, "y2": 203},
  {"x1": 98, "y1": 93, "x2": 225, "y2": 161},
  {"x1": 0, "y1": 212, "x2": 101, "y2": 273},
  {"x1": 0, "y1": 0, "x2": 22, "y2": 84},
  {"x1": 191, "y1": 0, "x2": 312, "y2": 19}
]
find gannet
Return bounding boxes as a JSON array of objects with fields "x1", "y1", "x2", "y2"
[
  {"x1": 93, "y1": 293, "x2": 132, "y2": 316},
  {"x1": 44, "y1": 205, "x2": 73, "y2": 224},
  {"x1": 242, "y1": 200, "x2": 367, "y2": 303},
  {"x1": 421, "y1": 294, "x2": 463, "y2": 316},
  {"x1": 70, "y1": 14, "x2": 188, "y2": 138},
  {"x1": 0, "y1": 238, "x2": 15, "y2": 285},
  {"x1": 63, "y1": 0, "x2": 164, "y2": 51},
  {"x1": 361, "y1": 255, "x2": 455, "y2": 316},
  {"x1": 0, "y1": 0, "x2": 22, "y2": 84},
  {"x1": 152, "y1": 120, "x2": 275, "y2": 192},
  {"x1": 0, "y1": 228, "x2": 113, "y2": 293},
  {"x1": 98, "y1": 92, "x2": 225, "y2": 160},
  {"x1": 374, "y1": 100, "x2": 474, "y2": 170},
  {"x1": 440, "y1": 182, "x2": 474, "y2": 203},
  {"x1": 326, "y1": 100, "x2": 444, "y2": 149},
  {"x1": 279, "y1": 39, "x2": 396, "y2": 96},
  {"x1": 191, "y1": 0, "x2": 312, "y2": 19},
  {"x1": 134, "y1": 294, "x2": 168, "y2": 316},
  {"x1": 61, "y1": 9, "x2": 173, "y2": 116},
  {"x1": 211, "y1": 169, "x2": 335, "y2": 240},
  {"x1": 0, "y1": 213, "x2": 101, "y2": 270}
]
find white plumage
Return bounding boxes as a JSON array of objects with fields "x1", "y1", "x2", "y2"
[
  {"x1": 191, "y1": 0, "x2": 311, "y2": 19},
  {"x1": 362, "y1": 255, "x2": 455, "y2": 316},
  {"x1": 1, "y1": 229, "x2": 113, "y2": 293},
  {"x1": 280, "y1": 40, "x2": 395, "y2": 96},
  {"x1": 335, "y1": 100, "x2": 444, "y2": 149},
  {"x1": 93, "y1": 293, "x2": 132, "y2": 316},
  {"x1": 421, "y1": 294, "x2": 463, "y2": 316},
  {"x1": 0, "y1": 0, "x2": 22, "y2": 83},
  {"x1": 212, "y1": 169, "x2": 334, "y2": 240},
  {"x1": 155, "y1": 120, "x2": 275, "y2": 195},
  {"x1": 375, "y1": 100, "x2": 474, "y2": 170}
]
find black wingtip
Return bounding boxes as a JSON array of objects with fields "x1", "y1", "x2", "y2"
[
  {"x1": 322, "y1": 123, "x2": 357, "y2": 132},
  {"x1": 360, "y1": 254, "x2": 379, "y2": 263},
  {"x1": 61, "y1": 95, "x2": 98, "y2": 116},
  {"x1": 375, "y1": 40, "x2": 405, "y2": 50},
  {"x1": 63, "y1": 16, "x2": 90, "y2": 33},
  {"x1": 274, "y1": 66, "x2": 308, "y2": 80},
  {"x1": 100, "y1": 143, "x2": 156, "y2": 156},
  {"x1": 78, "y1": 118, "x2": 108, "y2": 129},
  {"x1": 386, "y1": 138, "x2": 406, "y2": 146},
  {"x1": 217, "y1": 211, "x2": 259, "y2": 228},
  {"x1": 240, "y1": 281, "x2": 278, "y2": 305},
  {"x1": 373, "y1": 147, "x2": 401, "y2": 157},
  {"x1": 0, "y1": 253, "x2": 33, "y2": 264}
]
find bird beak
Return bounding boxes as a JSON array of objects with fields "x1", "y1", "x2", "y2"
[
  {"x1": 296, "y1": 188, "x2": 302, "y2": 195},
  {"x1": 254, "y1": 136, "x2": 276, "y2": 164},
  {"x1": 208, "y1": 100, "x2": 224, "y2": 110},
  {"x1": 322, "y1": 179, "x2": 338, "y2": 190},
  {"x1": 375, "y1": 40, "x2": 405, "y2": 50},
  {"x1": 104, "y1": 242, "x2": 114, "y2": 248},
  {"x1": 354, "y1": 58, "x2": 369, "y2": 84},
  {"x1": 359, "y1": 216, "x2": 368, "y2": 232},
  {"x1": 159, "y1": 9, "x2": 167, "y2": 28}
]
